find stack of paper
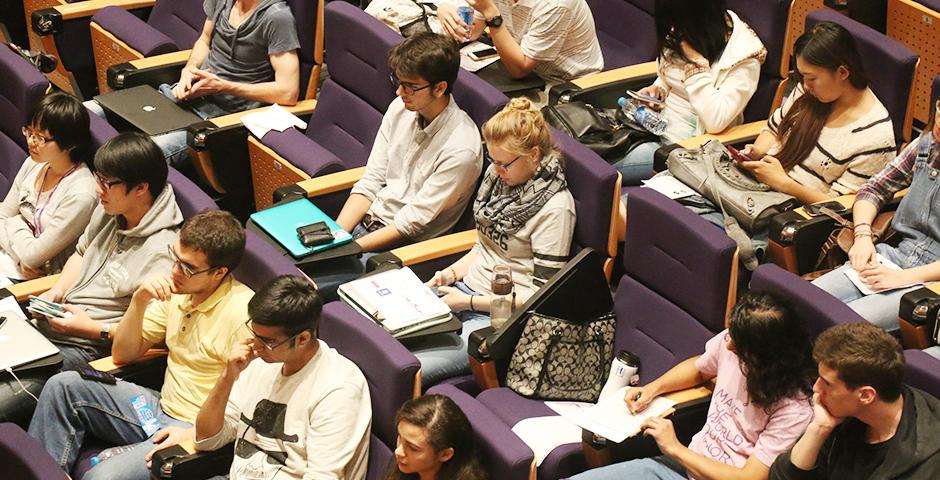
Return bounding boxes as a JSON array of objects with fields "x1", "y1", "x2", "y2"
[
  {"x1": 573, "y1": 386, "x2": 677, "y2": 443},
  {"x1": 241, "y1": 104, "x2": 308, "y2": 139},
  {"x1": 843, "y1": 254, "x2": 923, "y2": 295}
]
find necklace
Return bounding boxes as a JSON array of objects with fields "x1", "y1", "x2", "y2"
[{"x1": 33, "y1": 163, "x2": 77, "y2": 235}]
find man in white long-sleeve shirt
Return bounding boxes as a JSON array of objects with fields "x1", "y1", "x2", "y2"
[{"x1": 194, "y1": 275, "x2": 371, "y2": 480}]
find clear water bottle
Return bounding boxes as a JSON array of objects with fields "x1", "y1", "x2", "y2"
[
  {"x1": 490, "y1": 265, "x2": 513, "y2": 330},
  {"x1": 89, "y1": 444, "x2": 138, "y2": 467},
  {"x1": 617, "y1": 97, "x2": 668, "y2": 135}
]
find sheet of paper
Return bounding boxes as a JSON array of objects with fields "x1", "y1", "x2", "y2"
[
  {"x1": 241, "y1": 104, "x2": 308, "y2": 139},
  {"x1": 843, "y1": 253, "x2": 923, "y2": 295},
  {"x1": 460, "y1": 41, "x2": 501, "y2": 72},
  {"x1": 642, "y1": 174, "x2": 697, "y2": 199},
  {"x1": 573, "y1": 386, "x2": 676, "y2": 443},
  {"x1": 544, "y1": 400, "x2": 593, "y2": 418},
  {"x1": 511, "y1": 415, "x2": 583, "y2": 467}
]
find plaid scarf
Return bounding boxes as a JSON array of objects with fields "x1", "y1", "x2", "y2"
[{"x1": 473, "y1": 153, "x2": 567, "y2": 236}]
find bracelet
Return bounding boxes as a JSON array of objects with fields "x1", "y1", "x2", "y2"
[
  {"x1": 469, "y1": 295, "x2": 475, "y2": 312},
  {"x1": 854, "y1": 232, "x2": 873, "y2": 238},
  {"x1": 448, "y1": 266, "x2": 457, "y2": 284},
  {"x1": 854, "y1": 222, "x2": 871, "y2": 230}
]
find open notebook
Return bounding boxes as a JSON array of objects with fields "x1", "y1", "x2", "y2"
[{"x1": 338, "y1": 267, "x2": 452, "y2": 337}]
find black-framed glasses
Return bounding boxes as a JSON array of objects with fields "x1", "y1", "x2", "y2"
[
  {"x1": 244, "y1": 319, "x2": 302, "y2": 351},
  {"x1": 94, "y1": 172, "x2": 123, "y2": 190},
  {"x1": 167, "y1": 245, "x2": 216, "y2": 278},
  {"x1": 484, "y1": 144, "x2": 522, "y2": 170},
  {"x1": 389, "y1": 73, "x2": 433, "y2": 95},
  {"x1": 22, "y1": 127, "x2": 54, "y2": 146}
]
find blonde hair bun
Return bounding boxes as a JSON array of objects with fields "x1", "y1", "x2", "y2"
[{"x1": 505, "y1": 97, "x2": 535, "y2": 112}]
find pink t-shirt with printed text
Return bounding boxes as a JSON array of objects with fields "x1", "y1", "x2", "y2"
[{"x1": 687, "y1": 330, "x2": 813, "y2": 476}]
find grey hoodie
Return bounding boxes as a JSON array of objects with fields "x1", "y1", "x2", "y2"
[{"x1": 38, "y1": 184, "x2": 183, "y2": 352}]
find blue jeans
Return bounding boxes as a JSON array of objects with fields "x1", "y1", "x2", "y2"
[
  {"x1": 28, "y1": 371, "x2": 191, "y2": 480},
  {"x1": 811, "y1": 244, "x2": 921, "y2": 332},
  {"x1": 412, "y1": 281, "x2": 492, "y2": 386},
  {"x1": 612, "y1": 141, "x2": 663, "y2": 186},
  {"x1": 568, "y1": 457, "x2": 686, "y2": 480}
]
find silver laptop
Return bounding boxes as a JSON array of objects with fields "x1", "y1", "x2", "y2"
[{"x1": 0, "y1": 309, "x2": 59, "y2": 371}]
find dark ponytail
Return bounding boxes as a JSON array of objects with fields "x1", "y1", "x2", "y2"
[{"x1": 776, "y1": 22, "x2": 869, "y2": 170}]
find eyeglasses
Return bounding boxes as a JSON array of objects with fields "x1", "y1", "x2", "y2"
[
  {"x1": 484, "y1": 144, "x2": 522, "y2": 170},
  {"x1": 167, "y1": 245, "x2": 216, "y2": 278},
  {"x1": 389, "y1": 73, "x2": 433, "y2": 95},
  {"x1": 22, "y1": 127, "x2": 54, "y2": 146},
  {"x1": 244, "y1": 319, "x2": 303, "y2": 351},
  {"x1": 94, "y1": 173, "x2": 123, "y2": 190}
]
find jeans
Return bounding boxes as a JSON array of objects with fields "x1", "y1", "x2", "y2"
[
  {"x1": 309, "y1": 224, "x2": 379, "y2": 302},
  {"x1": 412, "y1": 281, "x2": 492, "y2": 386},
  {"x1": 84, "y1": 84, "x2": 230, "y2": 168},
  {"x1": 811, "y1": 244, "x2": 921, "y2": 332},
  {"x1": 568, "y1": 457, "x2": 686, "y2": 480},
  {"x1": 612, "y1": 141, "x2": 664, "y2": 186},
  {"x1": 28, "y1": 370, "x2": 191, "y2": 480}
]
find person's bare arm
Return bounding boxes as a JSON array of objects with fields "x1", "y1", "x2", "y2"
[
  {"x1": 187, "y1": 50, "x2": 300, "y2": 105},
  {"x1": 335, "y1": 194, "x2": 372, "y2": 233}
]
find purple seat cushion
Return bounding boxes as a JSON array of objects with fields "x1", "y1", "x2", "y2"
[
  {"x1": 807, "y1": 9, "x2": 918, "y2": 142},
  {"x1": 0, "y1": 423, "x2": 69, "y2": 480},
  {"x1": 92, "y1": 7, "x2": 179, "y2": 57},
  {"x1": 319, "y1": 302, "x2": 420, "y2": 448},
  {"x1": 324, "y1": 2, "x2": 400, "y2": 112},
  {"x1": 261, "y1": 127, "x2": 345, "y2": 178},
  {"x1": 305, "y1": 79, "x2": 384, "y2": 170},
  {"x1": 904, "y1": 349, "x2": 940, "y2": 399}
]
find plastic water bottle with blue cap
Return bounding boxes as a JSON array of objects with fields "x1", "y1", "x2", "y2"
[
  {"x1": 89, "y1": 444, "x2": 138, "y2": 467},
  {"x1": 617, "y1": 97, "x2": 668, "y2": 136}
]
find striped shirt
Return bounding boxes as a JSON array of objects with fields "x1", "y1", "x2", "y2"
[
  {"x1": 765, "y1": 85, "x2": 896, "y2": 196},
  {"x1": 856, "y1": 132, "x2": 937, "y2": 210},
  {"x1": 486, "y1": 0, "x2": 603, "y2": 83}
]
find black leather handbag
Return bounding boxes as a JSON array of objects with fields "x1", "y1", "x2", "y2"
[{"x1": 542, "y1": 101, "x2": 658, "y2": 162}]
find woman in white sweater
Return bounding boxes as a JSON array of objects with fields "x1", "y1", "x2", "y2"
[
  {"x1": 615, "y1": 0, "x2": 766, "y2": 185},
  {"x1": 0, "y1": 93, "x2": 97, "y2": 280}
]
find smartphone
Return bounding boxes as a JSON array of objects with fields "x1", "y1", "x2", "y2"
[
  {"x1": 804, "y1": 200, "x2": 850, "y2": 217},
  {"x1": 430, "y1": 286, "x2": 446, "y2": 298},
  {"x1": 296, "y1": 221, "x2": 329, "y2": 237},
  {"x1": 76, "y1": 366, "x2": 117, "y2": 384},
  {"x1": 626, "y1": 89, "x2": 665, "y2": 106},
  {"x1": 727, "y1": 145, "x2": 752, "y2": 163},
  {"x1": 469, "y1": 47, "x2": 499, "y2": 61},
  {"x1": 27, "y1": 304, "x2": 72, "y2": 318},
  {"x1": 29, "y1": 295, "x2": 65, "y2": 314}
]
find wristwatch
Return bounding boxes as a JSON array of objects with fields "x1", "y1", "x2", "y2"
[
  {"x1": 485, "y1": 15, "x2": 503, "y2": 28},
  {"x1": 99, "y1": 323, "x2": 111, "y2": 340}
]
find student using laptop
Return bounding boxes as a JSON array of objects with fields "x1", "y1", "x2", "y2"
[
  {"x1": 194, "y1": 275, "x2": 372, "y2": 480},
  {"x1": 0, "y1": 132, "x2": 182, "y2": 424},
  {"x1": 422, "y1": 98, "x2": 575, "y2": 385},
  {"x1": 88, "y1": 0, "x2": 301, "y2": 167},
  {"x1": 317, "y1": 32, "x2": 481, "y2": 299},
  {"x1": 0, "y1": 92, "x2": 97, "y2": 280},
  {"x1": 28, "y1": 210, "x2": 252, "y2": 480}
]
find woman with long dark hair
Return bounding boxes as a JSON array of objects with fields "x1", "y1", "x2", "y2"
[
  {"x1": 570, "y1": 291, "x2": 816, "y2": 480},
  {"x1": 0, "y1": 92, "x2": 96, "y2": 279},
  {"x1": 386, "y1": 394, "x2": 488, "y2": 480},
  {"x1": 614, "y1": 0, "x2": 766, "y2": 185}
]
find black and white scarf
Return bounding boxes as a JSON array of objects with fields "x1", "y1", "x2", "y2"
[{"x1": 473, "y1": 153, "x2": 567, "y2": 236}]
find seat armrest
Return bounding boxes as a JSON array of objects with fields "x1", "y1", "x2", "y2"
[
  {"x1": 293, "y1": 167, "x2": 367, "y2": 198},
  {"x1": 554, "y1": 62, "x2": 658, "y2": 106},
  {"x1": 108, "y1": 49, "x2": 190, "y2": 90},
  {"x1": 571, "y1": 61, "x2": 658, "y2": 90},
  {"x1": 388, "y1": 230, "x2": 478, "y2": 267},
  {"x1": 201, "y1": 99, "x2": 318, "y2": 131},
  {"x1": 676, "y1": 121, "x2": 766, "y2": 149},
  {"x1": 3, "y1": 274, "x2": 60, "y2": 302},
  {"x1": 32, "y1": 0, "x2": 155, "y2": 33},
  {"x1": 151, "y1": 442, "x2": 234, "y2": 480}
]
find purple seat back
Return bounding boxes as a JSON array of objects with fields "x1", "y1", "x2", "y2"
[
  {"x1": 286, "y1": 0, "x2": 321, "y2": 99},
  {"x1": 318, "y1": 302, "x2": 421, "y2": 450},
  {"x1": 367, "y1": 436, "x2": 393, "y2": 480},
  {"x1": 916, "y1": 0, "x2": 940, "y2": 11},
  {"x1": 167, "y1": 167, "x2": 218, "y2": 219},
  {"x1": 587, "y1": 0, "x2": 657, "y2": 69},
  {"x1": 553, "y1": 127, "x2": 618, "y2": 256},
  {"x1": 749, "y1": 264, "x2": 866, "y2": 338},
  {"x1": 617, "y1": 188, "x2": 737, "y2": 382},
  {"x1": 304, "y1": 79, "x2": 384, "y2": 170},
  {"x1": 324, "y1": 2, "x2": 400, "y2": 112},
  {"x1": 903, "y1": 349, "x2": 940, "y2": 399},
  {"x1": 452, "y1": 69, "x2": 508, "y2": 130},
  {"x1": 0, "y1": 423, "x2": 68, "y2": 480},
  {"x1": 807, "y1": 9, "x2": 918, "y2": 143},
  {"x1": 234, "y1": 230, "x2": 301, "y2": 290},
  {"x1": 147, "y1": 0, "x2": 206, "y2": 50},
  {"x1": 727, "y1": 0, "x2": 791, "y2": 121},
  {"x1": 0, "y1": 45, "x2": 49, "y2": 196}
]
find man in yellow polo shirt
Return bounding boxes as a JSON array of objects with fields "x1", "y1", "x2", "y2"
[{"x1": 28, "y1": 210, "x2": 253, "y2": 480}]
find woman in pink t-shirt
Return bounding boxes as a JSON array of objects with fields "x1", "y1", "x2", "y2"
[{"x1": 570, "y1": 291, "x2": 816, "y2": 480}]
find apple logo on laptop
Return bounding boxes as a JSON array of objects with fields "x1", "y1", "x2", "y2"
[{"x1": 143, "y1": 105, "x2": 156, "y2": 112}]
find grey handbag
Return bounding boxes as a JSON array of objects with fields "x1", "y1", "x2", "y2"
[
  {"x1": 667, "y1": 140, "x2": 799, "y2": 269},
  {"x1": 506, "y1": 311, "x2": 616, "y2": 402}
]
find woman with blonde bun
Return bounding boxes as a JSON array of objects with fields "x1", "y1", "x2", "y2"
[{"x1": 419, "y1": 98, "x2": 576, "y2": 386}]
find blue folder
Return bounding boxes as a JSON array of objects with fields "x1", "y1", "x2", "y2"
[{"x1": 249, "y1": 199, "x2": 353, "y2": 258}]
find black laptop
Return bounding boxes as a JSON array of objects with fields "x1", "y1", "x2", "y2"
[{"x1": 94, "y1": 85, "x2": 203, "y2": 136}]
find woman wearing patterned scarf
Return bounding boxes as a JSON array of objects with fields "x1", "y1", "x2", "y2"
[{"x1": 416, "y1": 97, "x2": 577, "y2": 386}]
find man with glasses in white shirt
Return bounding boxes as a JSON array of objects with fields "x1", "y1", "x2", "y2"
[{"x1": 28, "y1": 209, "x2": 253, "y2": 480}]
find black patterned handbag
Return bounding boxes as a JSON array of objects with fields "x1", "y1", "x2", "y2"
[{"x1": 505, "y1": 311, "x2": 616, "y2": 402}]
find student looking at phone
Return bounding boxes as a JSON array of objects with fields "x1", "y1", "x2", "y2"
[
  {"x1": 27, "y1": 211, "x2": 252, "y2": 480},
  {"x1": 613, "y1": 0, "x2": 766, "y2": 185},
  {"x1": 570, "y1": 292, "x2": 816, "y2": 480}
]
